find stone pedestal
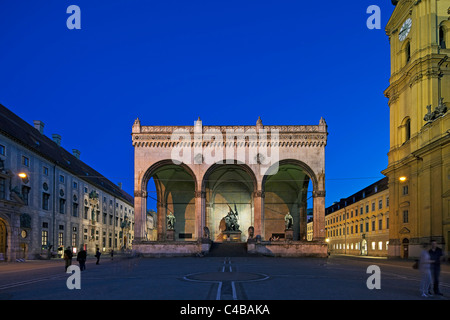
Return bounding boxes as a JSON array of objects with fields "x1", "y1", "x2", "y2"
[
  {"x1": 223, "y1": 231, "x2": 242, "y2": 242},
  {"x1": 166, "y1": 229, "x2": 175, "y2": 241},
  {"x1": 285, "y1": 229, "x2": 293, "y2": 241}
]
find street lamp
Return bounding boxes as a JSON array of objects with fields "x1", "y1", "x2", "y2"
[
  {"x1": 399, "y1": 176, "x2": 407, "y2": 182},
  {"x1": 18, "y1": 172, "x2": 29, "y2": 184}
]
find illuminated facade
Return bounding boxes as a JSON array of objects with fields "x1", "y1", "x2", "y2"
[
  {"x1": 382, "y1": 0, "x2": 450, "y2": 258},
  {"x1": 0, "y1": 104, "x2": 134, "y2": 261},
  {"x1": 325, "y1": 178, "x2": 390, "y2": 257}
]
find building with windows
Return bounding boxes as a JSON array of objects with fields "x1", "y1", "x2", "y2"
[
  {"x1": 382, "y1": 0, "x2": 449, "y2": 258},
  {"x1": 0, "y1": 104, "x2": 134, "y2": 261},
  {"x1": 325, "y1": 178, "x2": 389, "y2": 257}
]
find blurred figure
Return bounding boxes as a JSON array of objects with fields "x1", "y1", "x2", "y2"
[
  {"x1": 429, "y1": 240, "x2": 444, "y2": 296},
  {"x1": 419, "y1": 243, "x2": 434, "y2": 297}
]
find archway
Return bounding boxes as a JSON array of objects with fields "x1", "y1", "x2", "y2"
[
  {"x1": 262, "y1": 160, "x2": 317, "y2": 241},
  {"x1": 0, "y1": 219, "x2": 7, "y2": 261},
  {"x1": 142, "y1": 160, "x2": 197, "y2": 241},
  {"x1": 202, "y1": 162, "x2": 257, "y2": 242}
]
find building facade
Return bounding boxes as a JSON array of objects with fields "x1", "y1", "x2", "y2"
[
  {"x1": 325, "y1": 178, "x2": 390, "y2": 257},
  {"x1": 382, "y1": 0, "x2": 450, "y2": 258},
  {"x1": 0, "y1": 104, "x2": 134, "y2": 261},
  {"x1": 132, "y1": 116, "x2": 328, "y2": 256}
]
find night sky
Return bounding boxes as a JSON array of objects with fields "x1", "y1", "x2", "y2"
[{"x1": 0, "y1": 1, "x2": 395, "y2": 209}]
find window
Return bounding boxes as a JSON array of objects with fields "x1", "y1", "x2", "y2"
[
  {"x1": 366, "y1": 222, "x2": 369, "y2": 232},
  {"x1": 403, "y1": 210, "x2": 409, "y2": 223},
  {"x1": 0, "y1": 144, "x2": 5, "y2": 155},
  {"x1": 42, "y1": 193, "x2": 50, "y2": 210},
  {"x1": 22, "y1": 186, "x2": 30, "y2": 205},
  {"x1": 0, "y1": 177, "x2": 5, "y2": 200},
  {"x1": 386, "y1": 197, "x2": 389, "y2": 207},
  {"x1": 378, "y1": 241, "x2": 383, "y2": 250},
  {"x1": 402, "y1": 185, "x2": 409, "y2": 195},
  {"x1": 58, "y1": 232, "x2": 64, "y2": 247},
  {"x1": 72, "y1": 233, "x2": 77, "y2": 248},
  {"x1": 439, "y1": 26, "x2": 446, "y2": 49},
  {"x1": 22, "y1": 156, "x2": 29, "y2": 167},
  {"x1": 378, "y1": 200, "x2": 383, "y2": 210},
  {"x1": 372, "y1": 202, "x2": 375, "y2": 212},
  {"x1": 41, "y1": 230, "x2": 48, "y2": 247},
  {"x1": 372, "y1": 221, "x2": 375, "y2": 231},
  {"x1": 84, "y1": 207, "x2": 89, "y2": 219},
  {"x1": 59, "y1": 175, "x2": 65, "y2": 183},
  {"x1": 405, "y1": 41, "x2": 411, "y2": 63},
  {"x1": 59, "y1": 198, "x2": 66, "y2": 214},
  {"x1": 405, "y1": 118, "x2": 411, "y2": 141},
  {"x1": 379, "y1": 219, "x2": 383, "y2": 230},
  {"x1": 43, "y1": 167, "x2": 49, "y2": 176},
  {"x1": 366, "y1": 205, "x2": 369, "y2": 213},
  {"x1": 73, "y1": 181, "x2": 78, "y2": 189},
  {"x1": 72, "y1": 202, "x2": 79, "y2": 217},
  {"x1": 84, "y1": 187, "x2": 88, "y2": 193},
  {"x1": 386, "y1": 217, "x2": 389, "y2": 229}
]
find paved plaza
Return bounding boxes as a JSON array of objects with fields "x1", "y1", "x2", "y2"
[{"x1": 0, "y1": 254, "x2": 448, "y2": 302}]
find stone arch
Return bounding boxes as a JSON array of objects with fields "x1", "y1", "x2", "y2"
[
  {"x1": 201, "y1": 161, "x2": 258, "y2": 241},
  {"x1": 140, "y1": 160, "x2": 198, "y2": 241},
  {"x1": 261, "y1": 159, "x2": 322, "y2": 241},
  {"x1": 0, "y1": 216, "x2": 10, "y2": 261}
]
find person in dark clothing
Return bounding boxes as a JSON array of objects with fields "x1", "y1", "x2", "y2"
[
  {"x1": 77, "y1": 248, "x2": 87, "y2": 271},
  {"x1": 429, "y1": 240, "x2": 444, "y2": 295},
  {"x1": 64, "y1": 247, "x2": 73, "y2": 271},
  {"x1": 95, "y1": 248, "x2": 101, "y2": 265}
]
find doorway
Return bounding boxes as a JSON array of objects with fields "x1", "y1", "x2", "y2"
[{"x1": 402, "y1": 238, "x2": 409, "y2": 259}]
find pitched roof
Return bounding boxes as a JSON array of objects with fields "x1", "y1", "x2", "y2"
[
  {"x1": 325, "y1": 177, "x2": 388, "y2": 215},
  {"x1": 0, "y1": 103, "x2": 133, "y2": 206}
]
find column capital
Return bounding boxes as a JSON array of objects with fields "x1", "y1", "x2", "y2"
[
  {"x1": 253, "y1": 190, "x2": 265, "y2": 198},
  {"x1": 313, "y1": 190, "x2": 326, "y2": 198},
  {"x1": 134, "y1": 190, "x2": 147, "y2": 198},
  {"x1": 195, "y1": 191, "x2": 206, "y2": 198}
]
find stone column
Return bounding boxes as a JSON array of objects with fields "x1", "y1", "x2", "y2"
[
  {"x1": 253, "y1": 190, "x2": 264, "y2": 239},
  {"x1": 313, "y1": 191, "x2": 326, "y2": 241},
  {"x1": 133, "y1": 190, "x2": 147, "y2": 242},
  {"x1": 157, "y1": 201, "x2": 165, "y2": 241},
  {"x1": 195, "y1": 191, "x2": 206, "y2": 241},
  {"x1": 299, "y1": 202, "x2": 307, "y2": 241}
]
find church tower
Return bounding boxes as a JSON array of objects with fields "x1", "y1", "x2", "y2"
[{"x1": 383, "y1": 0, "x2": 450, "y2": 258}]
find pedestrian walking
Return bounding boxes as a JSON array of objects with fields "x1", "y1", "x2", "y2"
[
  {"x1": 110, "y1": 249, "x2": 114, "y2": 260},
  {"x1": 64, "y1": 246, "x2": 73, "y2": 272},
  {"x1": 77, "y1": 247, "x2": 87, "y2": 271},
  {"x1": 95, "y1": 248, "x2": 101, "y2": 265},
  {"x1": 429, "y1": 240, "x2": 444, "y2": 296},
  {"x1": 419, "y1": 243, "x2": 434, "y2": 297}
]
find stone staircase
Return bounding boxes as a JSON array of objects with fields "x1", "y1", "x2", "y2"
[{"x1": 207, "y1": 242, "x2": 248, "y2": 257}]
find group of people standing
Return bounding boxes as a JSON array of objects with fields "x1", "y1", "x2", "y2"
[
  {"x1": 419, "y1": 240, "x2": 444, "y2": 297},
  {"x1": 64, "y1": 247, "x2": 111, "y2": 271}
]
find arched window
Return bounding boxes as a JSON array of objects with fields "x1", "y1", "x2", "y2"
[
  {"x1": 439, "y1": 26, "x2": 446, "y2": 49},
  {"x1": 405, "y1": 41, "x2": 411, "y2": 64},
  {"x1": 401, "y1": 117, "x2": 411, "y2": 143},
  {"x1": 405, "y1": 118, "x2": 411, "y2": 141}
]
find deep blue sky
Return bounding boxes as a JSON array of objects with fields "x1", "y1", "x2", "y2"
[{"x1": 0, "y1": 1, "x2": 395, "y2": 208}]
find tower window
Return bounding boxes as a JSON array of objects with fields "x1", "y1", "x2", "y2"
[
  {"x1": 405, "y1": 42, "x2": 411, "y2": 63},
  {"x1": 401, "y1": 117, "x2": 411, "y2": 143},
  {"x1": 405, "y1": 118, "x2": 411, "y2": 141},
  {"x1": 439, "y1": 26, "x2": 446, "y2": 49}
]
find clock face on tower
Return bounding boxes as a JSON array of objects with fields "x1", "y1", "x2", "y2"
[{"x1": 399, "y1": 18, "x2": 412, "y2": 41}]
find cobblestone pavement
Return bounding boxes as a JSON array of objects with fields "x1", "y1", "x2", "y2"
[{"x1": 0, "y1": 254, "x2": 448, "y2": 302}]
